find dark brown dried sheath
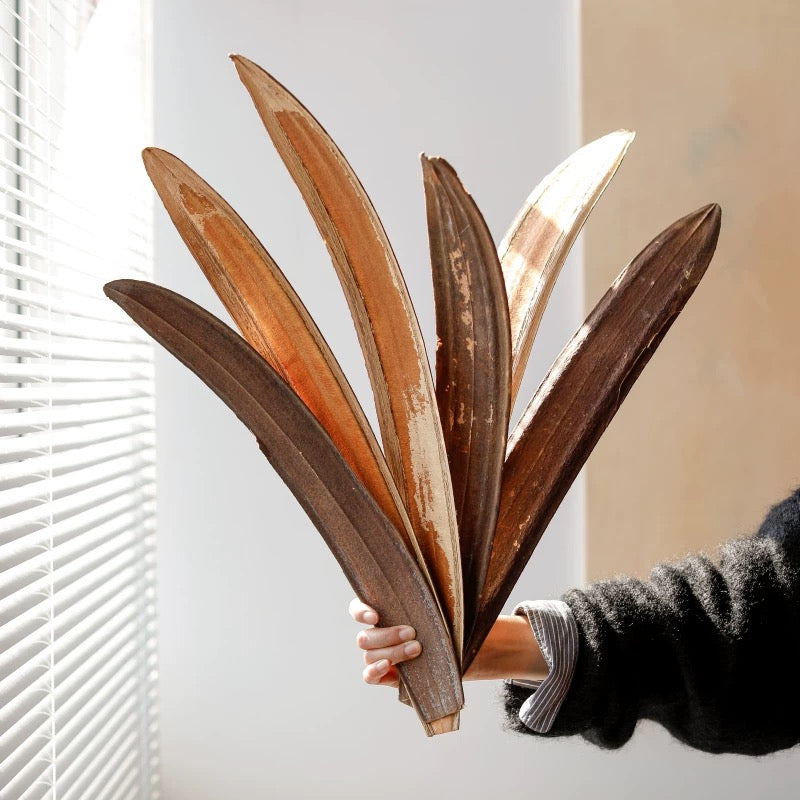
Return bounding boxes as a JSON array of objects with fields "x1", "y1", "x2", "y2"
[
  {"x1": 104, "y1": 279, "x2": 463, "y2": 734},
  {"x1": 501, "y1": 131, "x2": 634, "y2": 406},
  {"x1": 232, "y1": 55, "x2": 463, "y2": 658},
  {"x1": 422, "y1": 156, "x2": 511, "y2": 640},
  {"x1": 142, "y1": 148, "x2": 435, "y2": 592},
  {"x1": 465, "y1": 204, "x2": 721, "y2": 668}
]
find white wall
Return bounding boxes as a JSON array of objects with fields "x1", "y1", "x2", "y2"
[{"x1": 153, "y1": 2, "x2": 799, "y2": 797}]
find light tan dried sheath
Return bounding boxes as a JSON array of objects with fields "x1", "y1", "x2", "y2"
[
  {"x1": 422, "y1": 156, "x2": 511, "y2": 641},
  {"x1": 142, "y1": 148, "x2": 433, "y2": 587},
  {"x1": 232, "y1": 55, "x2": 463, "y2": 657},
  {"x1": 466, "y1": 204, "x2": 721, "y2": 668},
  {"x1": 502, "y1": 131, "x2": 634, "y2": 406},
  {"x1": 104, "y1": 279, "x2": 463, "y2": 734}
]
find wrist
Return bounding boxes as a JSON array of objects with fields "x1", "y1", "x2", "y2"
[{"x1": 463, "y1": 614, "x2": 548, "y2": 682}]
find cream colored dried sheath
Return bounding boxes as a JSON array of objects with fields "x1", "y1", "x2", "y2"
[{"x1": 501, "y1": 130, "x2": 634, "y2": 405}]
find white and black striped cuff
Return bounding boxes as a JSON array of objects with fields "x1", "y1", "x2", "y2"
[{"x1": 506, "y1": 599, "x2": 579, "y2": 733}]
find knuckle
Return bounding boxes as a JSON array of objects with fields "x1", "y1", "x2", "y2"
[{"x1": 391, "y1": 644, "x2": 408, "y2": 663}]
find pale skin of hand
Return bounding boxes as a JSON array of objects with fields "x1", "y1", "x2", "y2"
[{"x1": 349, "y1": 598, "x2": 548, "y2": 687}]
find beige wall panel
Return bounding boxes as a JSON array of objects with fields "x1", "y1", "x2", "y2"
[{"x1": 582, "y1": 1, "x2": 800, "y2": 580}]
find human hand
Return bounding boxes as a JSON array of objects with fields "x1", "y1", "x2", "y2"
[
  {"x1": 348, "y1": 598, "x2": 420, "y2": 687},
  {"x1": 349, "y1": 598, "x2": 547, "y2": 686}
]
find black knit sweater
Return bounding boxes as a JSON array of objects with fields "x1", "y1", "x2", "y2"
[{"x1": 504, "y1": 489, "x2": 800, "y2": 755}]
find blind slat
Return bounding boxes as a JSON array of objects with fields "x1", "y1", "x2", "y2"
[
  {"x1": 0, "y1": 417, "x2": 154, "y2": 461},
  {"x1": 0, "y1": 433, "x2": 153, "y2": 483},
  {"x1": 0, "y1": 472, "x2": 154, "y2": 536},
  {"x1": 0, "y1": 333, "x2": 152, "y2": 362},
  {"x1": 0, "y1": 307, "x2": 148, "y2": 342},
  {"x1": 1, "y1": 755, "x2": 52, "y2": 800},
  {"x1": 2, "y1": 0, "x2": 157, "y2": 795},
  {"x1": 0, "y1": 360, "x2": 154, "y2": 383},
  {"x1": 0, "y1": 452, "x2": 155, "y2": 514},
  {"x1": 0, "y1": 488, "x2": 153, "y2": 569}
]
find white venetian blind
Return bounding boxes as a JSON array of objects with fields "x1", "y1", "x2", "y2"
[{"x1": 0, "y1": 0, "x2": 158, "y2": 798}]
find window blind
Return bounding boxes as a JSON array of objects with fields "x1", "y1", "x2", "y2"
[{"x1": 1, "y1": 1, "x2": 158, "y2": 798}]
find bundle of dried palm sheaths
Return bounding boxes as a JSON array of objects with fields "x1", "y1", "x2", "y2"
[{"x1": 105, "y1": 55, "x2": 721, "y2": 736}]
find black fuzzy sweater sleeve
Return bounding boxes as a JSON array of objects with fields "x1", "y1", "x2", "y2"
[{"x1": 504, "y1": 490, "x2": 800, "y2": 754}]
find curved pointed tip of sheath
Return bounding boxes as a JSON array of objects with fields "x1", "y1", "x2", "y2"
[
  {"x1": 421, "y1": 153, "x2": 458, "y2": 184},
  {"x1": 141, "y1": 146, "x2": 175, "y2": 180},
  {"x1": 229, "y1": 52, "x2": 250, "y2": 70},
  {"x1": 687, "y1": 202, "x2": 722, "y2": 241},
  {"x1": 611, "y1": 128, "x2": 636, "y2": 146},
  {"x1": 142, "y1": 145, "x2": 166, "y2": 166},
  {"x1": 141, "y1": 147, "x2": 194, "y2": 187},
  {"x1": 420, "y1": 152, "x2": 437, "y2": 181},
  {"x1": 579, "y1": 130, "x2": 636, "y2": 172},
  {"x1": 420, "y1": 153, "x2": 441, "y2": 189},
  {"x1": 230, "y1": 53, "x2": 265, "y2": 86},
  {"x1": 702, "y1": 202, "x2": 722, "y2": 225},
  {"x1": 103, "y1": 278, "x2": 138, "y2": 304},
  {"x1": 231, "y1": 54, "x2": 275, "y2": 90},
  {"x1": 580, "y1": 129, "x2": 636, "y2": 160},
  {"x1": 141, "y1": 148, "x2": 196, "y2": 205}
]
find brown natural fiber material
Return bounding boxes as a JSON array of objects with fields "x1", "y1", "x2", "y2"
[
  {"x1": 465, "y1": 204, "x2": 721, "y2": 669},
  {"x1": 104, "y1": 279, "x2": 463, "y2": 733},
  {"x1": 423, "y1": 156, "x2": 511, "y2": 642}
]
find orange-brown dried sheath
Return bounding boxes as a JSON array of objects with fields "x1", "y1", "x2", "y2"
[
  {"x1": 141, "y1": 148, "x2": 434, "y2": 593},
  {"x1": 231, "y1": 55, "x2": 463, "y2": 658}
]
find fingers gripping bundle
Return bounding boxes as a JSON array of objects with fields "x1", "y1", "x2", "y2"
[{"x1": 105, "y1": 56, "x2": 721, "y2": 736}]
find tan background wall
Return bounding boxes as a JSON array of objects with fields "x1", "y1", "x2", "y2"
[{"x1": 582, "y1": 0, "x2": 800, "y2": 580}]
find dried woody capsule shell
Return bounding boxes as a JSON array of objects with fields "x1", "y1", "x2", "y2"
[
  {"x1": 104, "y1": 279, "x2": 464, "y2": 734},
  {"x1": 466, "y1": 204, "x2": 722, "y2": 668},
  {"x1": 502, "y1": 131, "x2": 635, "y2": 407},
  {"x1": 422, "y1": 156, "x2": 511, "y2": 641},
  {"x1": 141, "y1": 148, "x2": 434, "y2": 592},
  {"x1": 232, "y1": 55, "x2": 463, "y2": 658}
]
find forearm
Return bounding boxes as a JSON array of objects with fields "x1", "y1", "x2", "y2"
[
  {"x1": 507, "y1": 490, "x2": 800, "y2": 754},
  {"x1": 464, "y1": 615, "x2": 548, "y2": 682}
]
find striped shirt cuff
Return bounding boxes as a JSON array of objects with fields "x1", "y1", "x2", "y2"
[{"x1": 506, "y1": 599, "x2": 578, "y2": 733}]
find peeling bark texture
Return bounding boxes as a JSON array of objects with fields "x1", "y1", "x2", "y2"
[
  {"x1": 466, "y1": 205, "x2": 722, "y2": 669},
  {"x1": 104, "y1": 279, "x2": 463, "y2": 733},
  {"x1": 423, "y1": 156, "x2": 511, "y2": 642},
  {"x1": 232, "y1": 55, "x2": 463, "y2": 658},
  {"x1": 142, "y1": 148, "x2": 435, "y2": 593},
  {"x1": 501, "y1": 131, "x2": 634, "y2": 407}
]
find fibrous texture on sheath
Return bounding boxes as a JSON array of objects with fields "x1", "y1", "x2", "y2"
[{"x1": 106, "y1": 55, "x2": 721, "y2": 735}]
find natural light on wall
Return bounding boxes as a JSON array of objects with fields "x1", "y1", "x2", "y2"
[{"x1": 1, "y1": 0, "x2": 158, "y2": 797}]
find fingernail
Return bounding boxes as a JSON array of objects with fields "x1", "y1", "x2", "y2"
[
  {"x1": 373, "y1": 659, "x2": 389, "y2": 674},
  {"x1": 403, "y1": 641, "x2": 421, "y2": 657},
  {"x1": 363, "y1": 611, "x2": 378, "y2": 625},
  {"x1": 398, "y1": 626, "x2": 415, "y2": 642}
]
